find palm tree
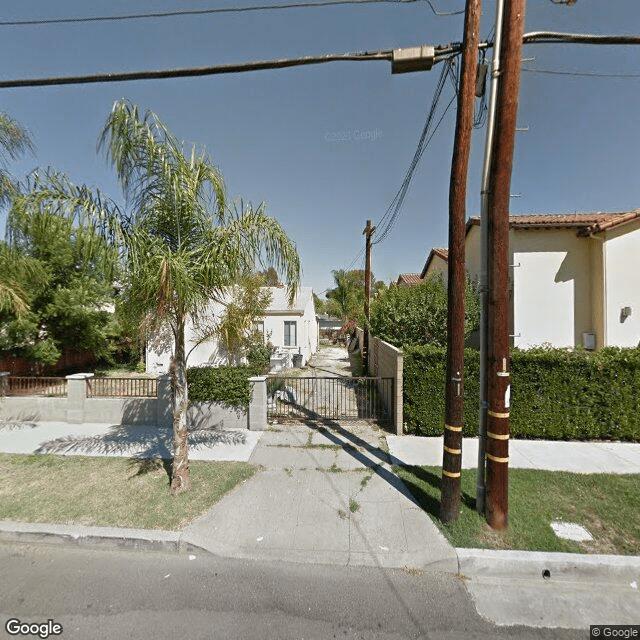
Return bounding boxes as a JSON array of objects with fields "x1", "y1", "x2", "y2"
[
  {"x1": 14, "y1": 100, "x2": 301, "y2": 494},
  {"x1": 0, "y1": 111, "x2": 34, "y2": 206},
  {"x1": 0, "y1": 112, "x2": 35, "y2": 314}
]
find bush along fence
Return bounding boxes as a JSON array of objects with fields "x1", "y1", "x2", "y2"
[
  {"x1": 403, "y1": 345, "x2": 640, "y2": 441},
  {"x1": 0, "y1": 367, "x2": 268, "y2": 430}
]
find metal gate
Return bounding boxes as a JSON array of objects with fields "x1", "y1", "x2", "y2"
[{"x1": 267, "y1": 375, "x2": 392, "y2": 424}]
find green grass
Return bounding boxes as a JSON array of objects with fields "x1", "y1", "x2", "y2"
[
  {"x1": 395, "y1": 465, "x2": 640, "y2": 555},
  {"x1": 0, "y1": 453, "x2": 256, "y2": 531}
]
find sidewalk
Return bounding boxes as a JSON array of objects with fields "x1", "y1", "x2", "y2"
[
  {"x1": 182, "y1": 421, "x2": 456, "y2": 570},
  {"x1": 387, "y1": 435, "x2": 640, "y2": 473}
]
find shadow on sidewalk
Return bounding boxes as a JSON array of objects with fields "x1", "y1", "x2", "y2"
[{"x1": 274, "y1": 401, "x2": 432, "y2": 509}]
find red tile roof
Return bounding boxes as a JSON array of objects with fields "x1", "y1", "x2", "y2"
[
  {"x1": 396, "y1": 273, "x2": 423, "y2": 286},
  {"x1": 466, "y1": 210, "x2": 640, "y2": 235},
  {"x1": 420, "y1": 247, "x2": 449, "y2": 278}
]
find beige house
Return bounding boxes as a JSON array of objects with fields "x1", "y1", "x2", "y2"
[
  {"x1": 420, "y1": 211, "x2": 640, "y2": 350},
  {"x1": 420, "y1": 247, "x2": 449, "y2": 281}
]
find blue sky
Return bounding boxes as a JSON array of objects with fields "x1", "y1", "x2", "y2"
[{"x1": 2, "y1": 0, "x2": 639, "y2": 298}]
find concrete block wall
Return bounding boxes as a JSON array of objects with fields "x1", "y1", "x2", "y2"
[
  {"x1": 355, "y1": 329, "x2": 404, "y2": 435},
  {"x1": 0, "y1": 373, "x2": 266, "y2": 431}
]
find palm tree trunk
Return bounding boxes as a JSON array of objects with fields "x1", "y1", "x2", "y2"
[{"x1": 170, "y1": 314, "x2": 192, "y2": 494}]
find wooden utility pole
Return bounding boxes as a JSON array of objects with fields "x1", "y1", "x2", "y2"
[
  {"x1": 485, "y1": 0, "x2": 526, "y2": 530},
  {"x1": 362, "y1": 220, "x2": 375, "y2": 374},
  {"x1": 440, "y1": 0, "x2": 482, "y2": 523}
]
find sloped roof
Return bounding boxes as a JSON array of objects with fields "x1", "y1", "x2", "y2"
[
  {"x1": 420, "y1": 247, "x2": 449, "y2": 279},
  {"x1": 466, "y1": 210, "x2": 640, "y2": 236},
  {"x1": 396, "y1": 273, "x2": 423, "y2": 286},
  {"x1": 265, "y1": 286, "x2": 313, "y2": 314}
]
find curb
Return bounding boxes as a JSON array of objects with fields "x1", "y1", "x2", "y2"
[
  {"x1": 456, "y1": 548, "x2": 640, "y2": 584},
  {"x1": 2, "y1": 520, "x2": 639, "y2": 585},
  {"x1": 0, "y1": 521, "x2": 205, "y2": 555}
]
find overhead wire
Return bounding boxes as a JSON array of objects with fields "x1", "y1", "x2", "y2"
[
  {"x1": 372, "y1": 57, "x2": 457, "y2": 246},
  {"x1": 522, "y1": 67, "x2": 640, "y2": 78},
  {"x1": 0, "y1": 0, "x2": 463, "y2": 27}
]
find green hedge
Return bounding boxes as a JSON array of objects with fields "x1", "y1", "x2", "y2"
[
  {"x1": 403, "y1": 345, "x2": 640, "y2": 441},
  {"x1": 186, "y1": 365, "x2": 261, "y2": 408}
]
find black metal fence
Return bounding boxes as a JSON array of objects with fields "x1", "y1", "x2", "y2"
[{"x1": 267, "y1": 376, "x2": 392, "y2": 424}]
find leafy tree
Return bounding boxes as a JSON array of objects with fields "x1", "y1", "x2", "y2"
[
  {"x1": 1, "y1": 206, "x2": 117, "y2": 368},
  {"x1": 312, "y1": 292, "x2": 326, "y2": 315},
  {"x1": 325, "y1": 269, "x2": 385, "y2": 324},
  {"x1": 369, "y1": 275, "x2": 480, "y2": 347},
  {"x1": 256, "y1": 266, "x2": 280, "y2": 286},
  {"x1": 15, "y1": 100, "x2": 301, "y2": 494}
]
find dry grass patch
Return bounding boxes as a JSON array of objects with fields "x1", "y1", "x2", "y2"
[{"x1": 0, "y1": 453, "x2": 255, "y2": 530}]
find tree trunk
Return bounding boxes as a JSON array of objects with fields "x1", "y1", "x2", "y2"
[{"x1": 170, "y1": 314, "x2": 192, "y2": 494}]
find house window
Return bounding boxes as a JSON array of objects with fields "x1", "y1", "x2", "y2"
[
  {"x1": 254, "y1": 321, "x2": 264, "y2": 338},
  {"x1": 284, "y1": 321, "x2": 297, "y2": 346}
]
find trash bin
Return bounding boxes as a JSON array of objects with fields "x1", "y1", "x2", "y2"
[{"x1": 292, "y1": 354, "x2": 303, "y2": 368}]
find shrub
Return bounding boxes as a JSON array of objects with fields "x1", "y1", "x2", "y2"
[
  {"x1": 246, "y1": 340, "x2": 273, "y2": 373},
  {"x1": 403, "y1": 345, "x2": 640, "y2": 441},
  {"x1": 369, "y1": 275, "x2": 479, "y2": 348},
  {"x1": 186, "y1": 365, "x2": 261, "y2": 408}
]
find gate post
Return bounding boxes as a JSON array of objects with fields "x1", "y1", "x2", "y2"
[
  {"x1": 248, "y1": 376, "x2": 267, "y2": 431},
  {"x1": 65, "y1": 373, "x2": 93, "y2": 424}
]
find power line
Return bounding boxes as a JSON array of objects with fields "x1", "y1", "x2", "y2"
[
  {"x1": 523, "y1": 67, "x2": 640, "y2": 78},
  {"x1": 0, "y1": 0, "x2": 462, "y2": 28},
  {"x1": 373, "y1": 60, "x2": 456, "y2": 245},
  {"x1": 0, "y1": 49, "x2": 397, "y2": 89}
]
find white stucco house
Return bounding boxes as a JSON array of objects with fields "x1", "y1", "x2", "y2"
[
  {"x1": 146, "y1": 285, "x2": 318, "y2": 374},
  {"x1": 419, "y1": 247, "x2": 449, "y2": 282},
  {"x1": 418, "y1": 210, "x2": 640, "y2": 350}
]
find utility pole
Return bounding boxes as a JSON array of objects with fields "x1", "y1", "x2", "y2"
[
  {"x1": 476, "y1": 0, "x2": 505, "y2": 515},
  {"x1": 484, "y1": 0, "x2": 526, "y2": 531},
  {"x1": 440, "y1": 0, "x2": 482, "y2": 523},
  {"x1": 363, "y1": 220, "x2": 375, "y2": 374}
]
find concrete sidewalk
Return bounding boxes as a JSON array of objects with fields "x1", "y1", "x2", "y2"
[
  {"x1": 387, "y1": 435, "x2": 640, "y2": 473},
  {"x1": 0, "y1": 420, "x2": 261, "y2": 461},
  {"x1": 182, "y1": 422, "x2": 457, "y2": 570}
]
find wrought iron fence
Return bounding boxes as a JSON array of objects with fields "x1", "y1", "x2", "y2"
[
  {"x1": 267, "y1": 375, "x2": 392, "y2": 424},
  {"x1": 87, "y1": 377, "x2": 158, "y2": 398},
  {"x1": 3, "y1": 376, "x2": 68, "y2": 397}
]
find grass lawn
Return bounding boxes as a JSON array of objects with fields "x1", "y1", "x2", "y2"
[
  {"x1": 0, "y1": 454, "x2": 256, "y2": 531},
  {"x1": 396, "y1": 465, "x2": 640, "y2": 555}
]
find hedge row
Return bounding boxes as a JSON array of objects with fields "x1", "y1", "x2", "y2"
[
  {"x1": 186, "y1": 365, "x2": 261, "y2": 407},
  {"x1": 403, "y1": 345, "x2": 640, "y2": 441}
]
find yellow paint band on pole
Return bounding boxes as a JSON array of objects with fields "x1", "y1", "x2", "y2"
[
  {"x1": 442, "y1": 469, "x2": 461, "y2": 478},
  {"x1": 487, "y1": 431, "x2": 509, "y2": 440},
  {"x1": 486, "y1": 453, "x2": 509, "y2": 463},
  {"x1": 487, "y1": 410, "x2": 510, "y2": 419},
  {"x1": 444, "y1": 446, "x2": 461, "y2": 455},
  {"x1": 445, "y1": 423, "x2": 463, "y2": 432}
]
